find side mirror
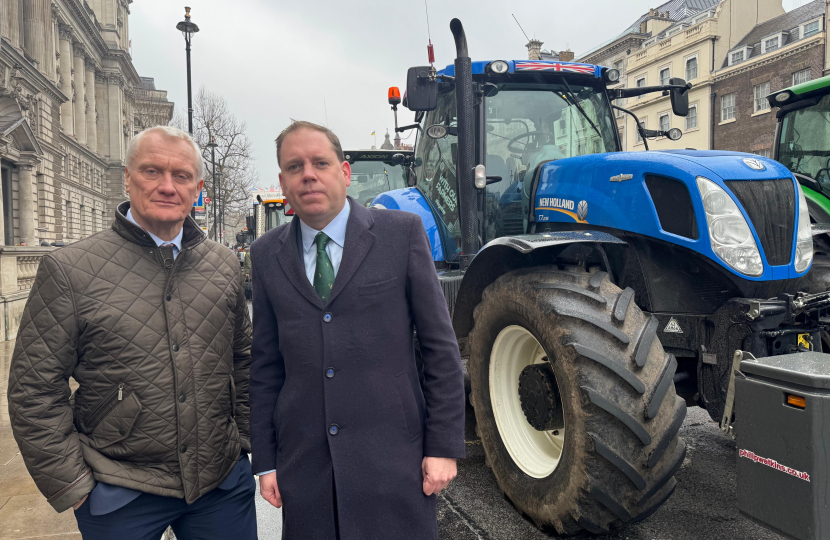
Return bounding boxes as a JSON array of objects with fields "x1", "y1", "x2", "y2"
[
  {"x1": 669, "y1": 77, "x2": 690, "y2": 117},
  {"x1": 406, "y1": 66, "x2": 438, "y2": 111}
]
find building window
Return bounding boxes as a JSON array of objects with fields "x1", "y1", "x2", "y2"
[
  {"x1": 686, "y1": 105, "x2": 698, "y2": 130},
  {"x1": 730, "y1": 50, "x2": 745, "y2": 65},
  {"x1": 754, "y1": 82, "x2": 770, "y2": 113},
  {"x1": 636, "y1": 77, "x2": 646, "y2": 99},
  {"x1": 722, "y1": 93, "x2": 736, "y2": 121},
  {"x1": 614, "y1": 97, "x2": 625, "y2": 118},
  {"x1": 685, "y1": 57, "x2": 698, "y2": 80},
  {"x1": 659, "y1": 67, "x2": 670, "y2": 87},
  {"x1": 793, "y1": 69, "x2": 811, "y2": 85},
  {"x1": 659, "y1": 113, "x2": 670, "y2": 133},
  {"x1": 753, "y1": 149, "x2": 771, "y2": 158},
  {"x1": 802, "y1": 19, "x2": 821, "y2": 38},
  {"x1": 762, "y1": 35, "x2": 779, "y2": 54},
  {"x1": 613, "y1": 59, "x2": 624, "y2": 78},
  {"x1": 636, "y1": 119, "x2": 646, "y2": 143}
]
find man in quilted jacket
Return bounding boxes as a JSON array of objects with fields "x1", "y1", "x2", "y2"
[{"x1": 7, "y1": 126, "x2": 257, "y2": 539}]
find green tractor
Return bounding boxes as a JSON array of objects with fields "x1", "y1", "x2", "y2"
[{"x1": 770, "y1": 76, "x2": 830, "y2": 295}]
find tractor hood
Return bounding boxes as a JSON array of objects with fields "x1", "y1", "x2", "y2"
[{"x1": 531, "y1": 150, "x2": 806, "y2": 281}]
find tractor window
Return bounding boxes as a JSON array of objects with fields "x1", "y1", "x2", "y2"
[
  {"x1": 779, "y1": 94, "x2": 830, "y2": 191},
  {"x1": 347, "y1": 161, "x2": 408, "y2": 206},
  {"x1": 414, "y1": 91, "x2": 461, "y2": 247},
  {"x1": 483, "y1": 81, "x2": 618, "y2": 240}
]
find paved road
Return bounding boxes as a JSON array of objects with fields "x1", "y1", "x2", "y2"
[{"x1": 436, "y1": 403, "x2": 785, "y2": 540}]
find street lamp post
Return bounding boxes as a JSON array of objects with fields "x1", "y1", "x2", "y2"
[
  {"x1": 206, "y1": 137, "x2": 218, "y2": 241},
  {"x1": 216, "y1": 170, "x2": 224, "y2": 245},
  {"x1": 177, "y1": 7, "x2": 199, "y2": 219},
  {"x1": 176, "y1": 7, "x2": 199, "y2": 134}
]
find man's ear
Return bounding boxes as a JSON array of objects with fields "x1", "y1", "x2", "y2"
[
  {"x1": 194, "y1": 179, "x2": 204, "y2": 203},
  {"x1": 341, "y1": 161, "x2": 351, "y2": 187},
  {"x1": 124, "y1": 167, "x2": 131, "y2": 194}
]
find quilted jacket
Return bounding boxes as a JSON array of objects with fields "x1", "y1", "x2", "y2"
[{"x1": 7, "y1": 201, "x2": 252, "y2": 512}]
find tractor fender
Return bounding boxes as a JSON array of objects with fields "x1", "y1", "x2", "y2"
[{"x1": 450, "y1": 230, "x2": 627, "y2": 338}]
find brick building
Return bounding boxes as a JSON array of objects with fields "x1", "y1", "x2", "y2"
[{"x1": 712, "y1": 0, "x2": 825, "y2": 156}]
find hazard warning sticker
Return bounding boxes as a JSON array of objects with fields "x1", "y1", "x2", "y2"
[
  {"x1": 739, "y1": 449, "x2": 810, "y2": 482},
  {"x1": 663, "y1": 318, "x2": 683, "y2": 334}
]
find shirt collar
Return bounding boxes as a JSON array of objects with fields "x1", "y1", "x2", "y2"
[
  {"x1": 126, "y1": 208, "x2": 184, "y2": 251},
  {"x1": 299, "y1": 200, "x2": 351, "y2": 254}
]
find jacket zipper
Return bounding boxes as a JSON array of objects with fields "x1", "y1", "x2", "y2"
[{"x1": 86, "y1": 383, "x2": 126, "y2": 431}]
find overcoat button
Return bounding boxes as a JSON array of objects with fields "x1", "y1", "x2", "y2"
[
  {"x1": 172, "y1": 344, "x2": 180, "y2": 352},
  {"x1": 329, "y1": 424, "x2": 339, "y2": 436},
  {"x1": 326, "y1": 368, "x2": 335, "y2": 378},
  {"x1": 166, "y1": 294, "x2": 172, "y2": 301},
  {"x1": 323, "y1": 313, "x2": 332, "y2": 323},
  {"x1": 179, "y1": 394, "x2": 186, "y2": 403},
  {"x1": 118, "y1": 428, "x2": 126, "y2": 436},
  {"x1": 180, "y1": 444, "x2": 187, "y2": 453}
]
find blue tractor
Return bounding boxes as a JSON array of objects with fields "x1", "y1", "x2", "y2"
[{"x1": 372, "y1": 20, "x2": 827, "y2": 535}]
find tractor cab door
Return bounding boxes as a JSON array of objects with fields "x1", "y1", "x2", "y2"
[
  {"x1": 413, "y1": 90, "x2": 461, "y2": 262},
  {"x1": 778, "y1": 93, "x2": 830, "y2": 198}
]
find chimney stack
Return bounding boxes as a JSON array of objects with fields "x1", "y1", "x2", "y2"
[
  {"x1": 559, "y1": 49, "x2": 574, "y2": 62},
  {"x1": 526, "y1": 39, "x2": 544, "y2": 60}
]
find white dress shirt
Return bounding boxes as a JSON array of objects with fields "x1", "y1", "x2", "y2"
[
  {"x1": 299, "y1": 201, "x2": 350, "y2": 284},
  {"x1": 126, "y1": 208, "x2": 183, "y2": 260}
]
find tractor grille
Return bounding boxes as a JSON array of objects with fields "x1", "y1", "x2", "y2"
[
  {"x1": 497, "y1": 201, "x2": 524, "y2": 237},
  {"x1": 725, "y1": 179, "x2": 795, "y2": 267}
]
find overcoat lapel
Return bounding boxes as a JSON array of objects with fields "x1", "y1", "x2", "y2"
[
  {"x1": 327, "y1": 199, "x2": 375, "y2": 306},
  {"x1": 274, "y1": 217, "x2": 325, "y2": 309}
]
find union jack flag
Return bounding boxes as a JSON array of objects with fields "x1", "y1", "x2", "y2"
[{"x1": 514, "y1": 61, "x2": 596, "y2": 75}]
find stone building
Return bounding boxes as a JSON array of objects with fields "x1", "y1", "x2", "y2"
[
  {"x1": 0, "y1": 0, "x2": 171, "y2": 340},
  {"x1": 578, "y1": 0, "x2": 784, "y2": 152},
  {"x1": 712, "y1": 0, "x2": 825, "y2": 156}
]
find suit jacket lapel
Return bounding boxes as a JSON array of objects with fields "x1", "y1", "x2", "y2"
[
  {"x1": 327, "y1": 199, "x2": 375, "y2": 306},
  {"x1": 275, "y1": 216, "x2": 325, "y2": 309}
]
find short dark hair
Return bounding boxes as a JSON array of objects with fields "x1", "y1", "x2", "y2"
[{"x1": 275, "y1": 121, "x2": 345, "y2": 167}]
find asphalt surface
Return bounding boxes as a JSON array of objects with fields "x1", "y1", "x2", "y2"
[{"x1": 244, "y1": 301, "x2": 786, "y2": 539}]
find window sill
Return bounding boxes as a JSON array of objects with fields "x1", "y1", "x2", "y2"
[
  {"x1": 719, "y1": 118, "x2": 736, "y2": 125},
  {"x1": 751, "y1": 109, "x2": 771, "y2": 117},
  {"x1": 684, "y1": 127, "x2": 700, "y2": 133}
]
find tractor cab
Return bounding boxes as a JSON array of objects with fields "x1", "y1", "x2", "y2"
[
  {"x1": 770, "y1": 75, "x2": 830, "y2": 222},
  {"x1": 344, "y1": 149, "x2": 413, "y2": 206},
  {"x1": 381, "y1": 58, "x2": 688, "y2": 264}
]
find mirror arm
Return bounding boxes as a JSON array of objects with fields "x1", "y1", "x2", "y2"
[
  {"x1": 396, "y1": 123, "x2": 421, "y2": 133},
  {"x1": 485, "y1": 175, "x2": 502, "y2": 185},
  {"x1": 612, "y1": 105, "x2": 649, "y2": 151},
  {"x1": 613, "y1": 82, "x2": 692, "y2": 99}
]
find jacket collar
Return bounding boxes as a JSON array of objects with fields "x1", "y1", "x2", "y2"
[
  {"x1": 275, "y1": 197, "x2": 375, "y2": 309},
  {"x1": 113, "y1": 201, "x2": 206, "y2": 250}
]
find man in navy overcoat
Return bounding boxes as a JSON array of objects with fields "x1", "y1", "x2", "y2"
[{"x1": 249, "y1": 121, "x2": 466, "y2": 540}]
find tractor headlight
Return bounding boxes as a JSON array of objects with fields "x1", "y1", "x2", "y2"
[
  {"x1": 794, "y1": 185, "x2": 813, "y2": 272},
  {"x1": 697, "y1": 177, "x2": 763, "y2": 277}
]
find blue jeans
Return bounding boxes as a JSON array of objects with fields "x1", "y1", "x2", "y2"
[{"x1": 73, "y1": 457, "x2": 257, "y2": 540}]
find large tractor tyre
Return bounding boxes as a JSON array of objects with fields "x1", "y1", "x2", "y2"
[
  {"x1": 802, "y1": 234, "x2": 830, "y2": 293},
  {"x1": 467, "y1": 266, "x2": 687, "y2": 535}
]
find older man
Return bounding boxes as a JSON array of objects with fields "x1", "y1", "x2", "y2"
[
  {"x1": 7, "y1": 126, "x2": 256, "y2": 539},
  {"x1": 250, "y1": 121, "x2": 466, "y2": 539}
]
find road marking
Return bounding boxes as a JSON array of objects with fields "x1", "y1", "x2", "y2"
[
  {"x1": 3, "y1": 451, "x2": 19, "y2": 466},
  {"x1": 440, "y1": 493, "x2": 489, "y2": 540}
]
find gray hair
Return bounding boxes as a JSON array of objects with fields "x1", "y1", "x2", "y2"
[{"x1": 126, "y1": 125, "x2": 204, "y2": 180}]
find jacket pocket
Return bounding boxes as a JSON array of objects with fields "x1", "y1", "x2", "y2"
[
  {"x1": 84, "y1": 383, "x2": 124, "y2": 432},
  {"x1": 89, "y1": 392, "x2": 142, "y2": 448},
  {"x1": 395, "y1": 372, "x2": 422, "y2": 441},
  {"x1": 358, "y1": 277, "x2": 397, "y2": 296}
]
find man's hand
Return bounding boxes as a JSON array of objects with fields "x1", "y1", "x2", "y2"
[
  {"x1": 422, "y1": 457, "x2": 457, "y2": 496},
  {"x1": 72, "y1": 495, "x2": 88, "y2": 511},
  {"x1": 259, "y1": 471, "x2": 282, "y2": 508}
]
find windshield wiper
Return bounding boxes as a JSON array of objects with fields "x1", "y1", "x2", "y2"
[{"x1": 559, "y1": 77, "x2": 603, "y2": 141}]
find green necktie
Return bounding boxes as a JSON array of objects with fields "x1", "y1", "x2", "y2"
[{"x1": 313, "y1": 232, "x2": 336, "y2": 301}]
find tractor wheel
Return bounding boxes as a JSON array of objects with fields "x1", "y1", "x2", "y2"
[
  {"x1": 467, "y1": 266, "x2": 687, "y2": 535},
  {"x1": 802, "y1": 234, "x2": 830, "y2": 294}
]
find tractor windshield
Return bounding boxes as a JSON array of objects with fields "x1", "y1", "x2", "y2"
[
  {"x1": 778, "y1": 93, "x2": 830, "y2": 188},
  {"x1": 348, "y1": 160, "x2": 408, "y2": 206},
  {"x1": 484, "y1": 81, "x2": 619, "y2": 191}
]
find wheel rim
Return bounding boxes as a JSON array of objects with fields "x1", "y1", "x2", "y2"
[{"x1": 489, "y1": 325, "x2": 565, "y2": 478}]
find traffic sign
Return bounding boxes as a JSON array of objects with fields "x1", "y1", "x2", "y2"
[{"x1": 205, "y1": 197, "x2": 211, "y2": 204}]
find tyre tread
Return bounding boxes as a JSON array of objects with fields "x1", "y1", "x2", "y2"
[
  {"x1": 588, "y1": 271, "x2": 607, "y2": 289},
  {"x1": 638, "y1": 439, "x2": 687, "y2": 506},
  {"x1": 570, "y1": 342, "x2": 645, "y2": 393},
  {"x1": 645, "y1": 354, "x2": 678, "y2": 419},
  {"x1": 553, "y1": 304, "x2": 631, "y2": 344},
  {"x1": 590, "y1": 432, "x2": 647, "y2": 490},
  {"x1": 648, "y1": 398, "x2": 686, "y2": 468},
  {"x1": 591, "y1": 485, "x2": 632, "y2": 522},
  {"x1": 634, "y1": 316, "x2": 659, "y2": 368},
  {"x1": 583, "y1": 386, "x2": 652, "y2": 445},
  {"x1": 614, "y1": 287, "x2": 635, "y2": 322},
  {"x1": 536, "y1": 283, "x2": 607, "y2": 304}
]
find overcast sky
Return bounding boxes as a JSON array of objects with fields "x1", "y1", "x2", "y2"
[{"x1": 129, "y1": 0, "x2": 805, "y2": 187}]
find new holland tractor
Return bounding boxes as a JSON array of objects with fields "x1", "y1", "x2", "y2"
[{"x1": 370, "y1": 19, "x2": 830, "y2": 535}]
